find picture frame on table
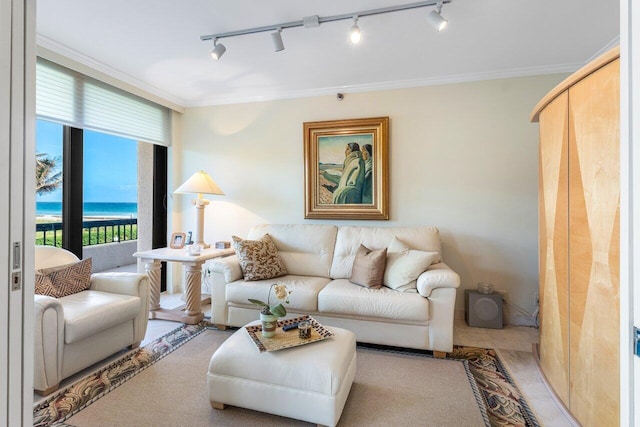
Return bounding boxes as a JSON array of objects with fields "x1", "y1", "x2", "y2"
[
  {"x1": 303, "y1": 116, "x2": 389, "y2": 220},
  {"x1": 169, "y1": 232, "x2": 186, "y2": 249}
]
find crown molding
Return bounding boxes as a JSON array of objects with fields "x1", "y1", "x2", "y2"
[
  {"x1": 185, "y1": 62, "x2": 580, "y2": 107},
  {"x1": 36, "y1": 34, "x2": 186, "y2": 112},
  {"x1": 37, "y1": 32, "x2": 609, "y2": 110},
  {"x1": 586, "y1": 36, "x2": 620, "y2": 63}
]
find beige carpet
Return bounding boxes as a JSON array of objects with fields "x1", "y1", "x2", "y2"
[{"x1": 64, "y1": 328, "x2": 487, "y2": 426}]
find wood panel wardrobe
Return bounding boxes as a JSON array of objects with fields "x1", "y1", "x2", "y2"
[{"x1": 530, "y1": 47, "x2": 619, "y2": 426}]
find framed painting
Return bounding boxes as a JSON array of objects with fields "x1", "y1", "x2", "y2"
[{"x1": 304, "y1": 116, "x2": 389, "y2": 220}]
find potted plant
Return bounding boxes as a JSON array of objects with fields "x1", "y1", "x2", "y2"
[{"x1": 249, "y1": 284, "x2": 291, "y2": 338}]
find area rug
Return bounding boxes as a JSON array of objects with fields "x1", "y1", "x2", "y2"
[
  {"x1": 33, "y1": 323, "x2": 207, "y2": 427},
  {"x1": 33, "y1": 323, "x2": 540, "y2": 427}
]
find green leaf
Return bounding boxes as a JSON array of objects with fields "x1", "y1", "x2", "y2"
[
  {"x1": 248, "y1": 299, "x2": 267, "y2": 307},
  {"x1": 270, "y1": 304, "x2": 286, "y2": 318}
]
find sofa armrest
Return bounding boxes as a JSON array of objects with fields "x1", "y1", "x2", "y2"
[
  {"x1": 416, "y1": 262, "x2": 461, "y2": 298},
  {"x1": 89, "y1": 272, "x2": 150, "y2": 344},
  {"x1": 207, "y1": 255, "x2": 243, "y2": 283},
  {"x1": 206, "y1": 256, "x2": 242, "y2": 326},
  {"x1": 426, "y1": 287, "x2": 457, "y2": 352},
  {"x1": 33, "y1": 295, "x2": 64, "y2": 393},
  {"x1": 89, "y1": 272, "x2": 148, "y2": 296}
]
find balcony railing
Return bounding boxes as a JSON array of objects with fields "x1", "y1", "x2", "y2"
[{"x1": 36, "y1": 218, "x2": 138, "y2": 247}]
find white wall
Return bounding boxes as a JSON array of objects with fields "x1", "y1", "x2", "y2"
[{"x1": 175, "y1": 74, "x2": 566, "y2": 317}]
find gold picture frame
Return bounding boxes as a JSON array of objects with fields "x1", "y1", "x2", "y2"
[
  {"x1": 304, "y1": 116, "x2": 389, "y2": 220},
  {"x1": 169, "y1": 232, "x2": 186, "y2": 249}
]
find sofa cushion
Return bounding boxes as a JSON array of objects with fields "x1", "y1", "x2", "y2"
[
  {"x1": 248, "y1": 224, "x2": 338, "y2": 277},
  {"x1": 60, "y1": 290, "x2": 141, "y2": 344},
  {"x1": 232, "y1": 234, "x2": 287, "y2": 281},
  {"x1": 349, "y1": 244, "x2": 387, "y2": 289},
  {"x1": 384, "y1": 237, "x2": 438, "y2": 292},
  {"x1": 35, "y1": 258, "x2": 93, "y2": 298},
  {"x1": 318, "y1": 279, "x2": 430, "y2": 322},
  {"x1": 226, "y1": 275, "x2": 331, "y2": 312},
  {"x1": 330, "y1": 226, "x2": 443, "y2": 279}
]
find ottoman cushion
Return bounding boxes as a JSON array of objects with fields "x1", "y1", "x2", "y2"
[{"x1": 208, "y1": 321, "x2": 356, "y2": 426}]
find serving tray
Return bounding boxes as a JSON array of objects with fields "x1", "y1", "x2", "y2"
[{"x1": 244, "y1": 315, "x2": 334, "y2": 353}]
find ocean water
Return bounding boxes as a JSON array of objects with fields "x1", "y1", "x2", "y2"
[{"x1": 36, "y1": 201, "x2": 137, "y2": 217}]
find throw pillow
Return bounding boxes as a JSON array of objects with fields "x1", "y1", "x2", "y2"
[
  {"x1": 388, "y1": 235, "x2": 410, "y2": 253},
  {"x1": 384, "y1": 237, "x2": 437, "y2": 292},
  {"x1": 35, "y1": 257, "x2": 93, "y2": 298},
  {"x1": 349, "y1": 244, "x2": 387, "y2": 289},
  {"x1": 232, "y1": 234, "x2": 288, "y2": 281}
]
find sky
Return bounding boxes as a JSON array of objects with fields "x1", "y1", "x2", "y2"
[
  {"x1": 318, "y1": 134, "x2": 374, "y2": 164},
  {"x1": 36, "y1": 119, "x2": 138, "y2": 203}
]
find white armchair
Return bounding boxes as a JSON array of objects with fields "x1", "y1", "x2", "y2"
[{"x1": 34, "y1": 246, "x2": 149, "y2": 395}]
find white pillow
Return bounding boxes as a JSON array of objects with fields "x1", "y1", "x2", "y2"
[{"x1": 384, "y1": 237, "x2": 437, "y2": 292}]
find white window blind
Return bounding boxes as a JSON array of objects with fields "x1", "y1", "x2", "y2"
[{"x1": 36, "y1": 58, "x2": 170, "y2": 146}]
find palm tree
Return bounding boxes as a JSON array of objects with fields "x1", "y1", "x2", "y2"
[{"x1": 36, "y1": 153, "x2": 62, "y2": 195}]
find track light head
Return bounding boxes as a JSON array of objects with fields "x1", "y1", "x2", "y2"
[
  {"x1": 350, "y1": 16, "x2": 361, "y2": 44},
  {"x1": 428, "y1": 2, "x2": 448, "y2": 31},
  {"x1": 271, "y1": 28, "x2": 284, "y2": 52},
  {"x1": 210, "y1": 39, "x2": 226, "y2": 60}
]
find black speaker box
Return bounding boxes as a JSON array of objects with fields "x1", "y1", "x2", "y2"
[{"x1": 465, "y1": 290, "x2": 503, "y2": 329}]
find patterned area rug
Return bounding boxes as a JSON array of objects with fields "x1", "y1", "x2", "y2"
[
  {"x1": 450, "y1": 346, "x2": 540, "y2": 427},
  {"x1": 33, "y1": 323, "x2": 540, "y2": 427},
  {"x1": 359, "y1": 343, "x2": 541, "y2": 427},
  {"x1": 33, "y1": 323, "x2": 208, "y2": 427}
]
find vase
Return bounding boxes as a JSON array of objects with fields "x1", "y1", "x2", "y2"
[{"x1": 260, "y1": 313, "x2": 278, "y2": 338}]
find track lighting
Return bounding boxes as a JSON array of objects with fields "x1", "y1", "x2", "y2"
[
  {"x1": 210, "y1": 38, "x2": 226, "y2": 60},
  {"x1": 201, "y1": 0, "x2": 452, "y2": 60},
  {"x1": 427, "y1": 1, "x2": 448, "y2": 32},
  {"x1": 271, "y1": 28, "x2": 284, "y2": 52},
  {"x1": 350, "y1": 16, "x2": 361, "y2": 44}
]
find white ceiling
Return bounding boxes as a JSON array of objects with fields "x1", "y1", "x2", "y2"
[{"x1": 36, "y1": 0, "x2": 620, "y2": 108}]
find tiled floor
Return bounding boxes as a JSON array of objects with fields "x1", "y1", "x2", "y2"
[{"x1": 35, "y1": 292, "x2": 571, "y2": 426}]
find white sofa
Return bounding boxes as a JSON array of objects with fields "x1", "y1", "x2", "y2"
[
  {"x1": 34, "y1": 246, "x2": 150, "y2": 395},
  {"x1": 208, "y1": 224, "x2": 460, "y2": 354}
]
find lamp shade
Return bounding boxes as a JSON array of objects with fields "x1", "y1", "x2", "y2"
[{"x1": 174, "y1": 170, "x2": 224, "y2": 196}]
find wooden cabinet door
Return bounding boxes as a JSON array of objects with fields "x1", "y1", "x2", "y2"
[
  {"x1": 538, "y1": 91, "x2": 570, "y2": 405},
  {"x1": 568, "y1": 58, "x2": 620, "y2": 427}
]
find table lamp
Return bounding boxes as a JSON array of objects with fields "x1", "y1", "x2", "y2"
[{"x1": 174, "y1": 170, "x2": 224, "y2": 249}]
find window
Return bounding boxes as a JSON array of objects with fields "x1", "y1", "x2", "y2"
[
  {"x1": 83, "y1": 130, "x2": 138, "y2": 246},
  {"x1": 35, "y1": 57, "x2": 169, "y2": 269},
  {"x1": 35, "y1": 120, "x2": 64, "y2": 246},
  {"x1": 35, "y1": 123, "x2": 140, "y2": 252}
]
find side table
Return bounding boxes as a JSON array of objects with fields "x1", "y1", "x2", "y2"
[{"x1": 133, "y1": 246, "x2": 234, "y2": 324}]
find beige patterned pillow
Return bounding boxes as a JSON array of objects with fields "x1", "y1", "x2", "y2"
[
  {"x1": 232, "y1": 234, "x2": 287, "y2": 281},
  {"x1": 35, "y1": 258, "x2": 93, "y2": 298}
]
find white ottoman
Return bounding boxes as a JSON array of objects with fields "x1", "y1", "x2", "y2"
[{"x1": 208, "y1": 321, "x2": 356, "y2": 427}]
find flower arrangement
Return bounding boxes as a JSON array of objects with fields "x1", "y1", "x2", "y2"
[{"x1": 249, "y1": 284, "x2": 292, "y2": 317}]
